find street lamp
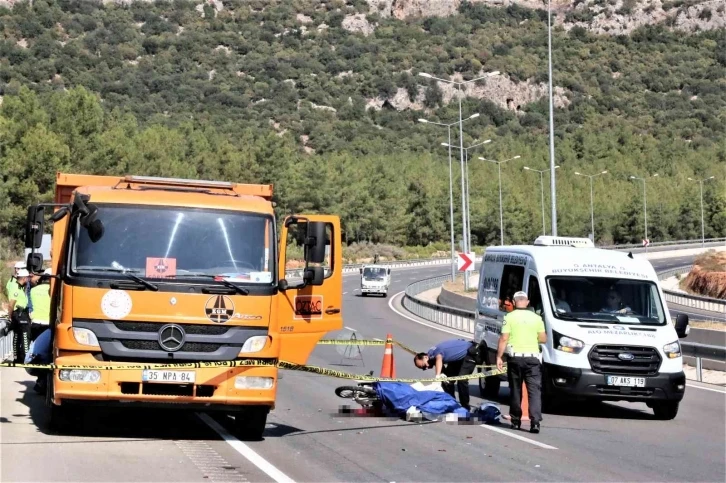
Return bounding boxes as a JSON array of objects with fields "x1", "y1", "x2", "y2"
[
  {"x1": 419, "y1": 70, "x2": 500, "y2": 291},
  {"x1": 479, "y1": 156, "x2": 521, "y2": 245},
  {"x1": 687, "y1": 175, "x2": 716, "y2": 247},
  {"x1": 419, "y1": 112, "x2": 480, "y2": 281},
  {"x1": 629, "y1": 174, "x2": 658, "y2": 249},
  {"x1": 574, "y1": 170, "x2": 608, "y2": 243},
  {"x1": 546, "y1": 0, "x2": 557, "y2": 236},
  {"x1": 442, "y1": 139, "x2": 492, "y2": 253},
  {"x1": 524, "y1": 165, "x2": 560, "y2": 235}
]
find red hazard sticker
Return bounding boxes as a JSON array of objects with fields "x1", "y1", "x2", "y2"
[{"x1": 145, "y1": 257, "x2": 177, "y2": 278}]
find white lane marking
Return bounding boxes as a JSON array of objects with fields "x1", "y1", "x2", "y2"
[
  {"x1": 343, "y1": 292, "x2": 348, "y2": 295},
  {"x1": 387, "y1": 291, "x2": 472, "y2": 337},
  {"x1": 345, "y1": 326, "x2": 357, "y2": 332},
  {"x1": 373, "y1": 338, "x2": 383, "y2": 341},
  {"x1": 198, "y1": 414, "x2": 296, "y2": 483},
  {"x1": 480, "y1": 424, "x2": 558, "y2": 450},
  {"x1": 354, "y1": 288, "x2": 360, "y2": 292},
  {"x1": 687, "y1": 383, "x2": 726, "y2": 394}
]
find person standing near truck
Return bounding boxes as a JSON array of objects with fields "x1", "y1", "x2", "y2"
[{"x1": 496, "y1": 291, "x2": 547, "y2": 434}]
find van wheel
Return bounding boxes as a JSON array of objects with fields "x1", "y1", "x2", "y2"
[
  {"x1": 652, "y1": 401, "x2": 679, "y2": 420},
  {"x1": 233, "y1": 406, "x2": 269, "y2": 441},
  {"x1": 478, "y1": 369, "x2": 500, "y2": 399}
]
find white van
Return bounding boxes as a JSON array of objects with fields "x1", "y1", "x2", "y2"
[
  {"x1": 359, "y1": 265, "x2": 391, "y2": 297},
  {"x1": 473, "y1": 236, "x2": 690, "y2": 420}
]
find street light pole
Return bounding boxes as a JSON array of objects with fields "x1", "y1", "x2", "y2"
[
  {"x1": 442, "y1": 138, "x2": 492, "y2": 259},
  {"x1": 524, "y1": 165, "x2": 560, "y2": 236},
  {"x1": 547, "y1": 0, "x2": 557, "y2": 236},
  {"x1": 629, "y1": 174, "x2": 658, "y2": 250},
  {"x1": 419, "y1": 70, "x2": 499, "y2": 291},
  {"x1": 480, "y1": 156, "x2": 521, "y2": 245},
  {"x1": 687, "y1": 175, "x2": 716, "y2": 247},
  {"x1": 419, "y1": 114, "x2": 480, "y2": 281},
  {"x1": 574, "y1": 170, "x2": 608, "y2": 243}
]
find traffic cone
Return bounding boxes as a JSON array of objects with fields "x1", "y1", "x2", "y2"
[
  {"x1": 521, "y1": 383, "x2": 530, "y2": 421},
  {"x1": 380, "y1": 333, "x2": 396, "y2": 378}
]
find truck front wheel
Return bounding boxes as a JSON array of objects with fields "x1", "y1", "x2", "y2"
[
  {"x1": 233, "y1": 406, "x2": 269, "y2": 441},
  {"x1": 652, "y1": 401, "x2": 679, "y2": 420}
]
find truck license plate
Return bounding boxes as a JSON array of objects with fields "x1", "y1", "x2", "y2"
[
  {"x1": 607, "y1": 376, "x2": 645, "y2": 387},
  {"x1": 142, "y1": 370, "x2": 196, "y2": 384}
]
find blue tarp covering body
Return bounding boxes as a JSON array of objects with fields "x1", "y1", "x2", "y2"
[{"x1": 373, "y1": 382, "x2": 465, "y2": 416}]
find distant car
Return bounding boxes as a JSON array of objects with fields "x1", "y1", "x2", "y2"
[{"x1": 359, "y1": 265, "x2": 391, "y2": 297}]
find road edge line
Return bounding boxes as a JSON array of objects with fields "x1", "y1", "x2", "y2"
[
  {"x1": 197, "y1": 413, "x2": 296, "y2": 483},
  {"x1": 686, "y1": 383, "x2": 726, "y2": 394},
  {"x1": 479, "y1": 424, "x2": 558, "y2": 450}
]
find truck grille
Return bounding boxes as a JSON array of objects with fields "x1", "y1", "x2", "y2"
[
  {"x1": 120, "y1": 340, "x2": 221, "y2": 353},
  {"x1": 588, "y1": 345, "x2": 661, "y2": 376},
  {"x1": 113, "y1": 321, "x2": 229, "y2": 335}
]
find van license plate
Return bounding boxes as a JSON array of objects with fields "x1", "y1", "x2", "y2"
[
  {"x1": 607, "y1": 376, "x2": 645, "y2": 387},
  {"x1": 142, "y1": 370, "x2": 195, "y2": 384}
]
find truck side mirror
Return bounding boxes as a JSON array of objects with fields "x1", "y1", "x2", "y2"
[
  {"x1": 303, "y1": 266, "x2": 325, "y2": 286},
  {"x1": 675, "y1": 314, "x2": 689, "y2": 338},
  {"x1": 359, "y1": 268, "x2": 363, "y2": 274},
  {"x1": 305, "y1": 222, "x2": 327, "y2": 264},
  {"x1": 80, "y1": 202, "x2": 104, "y2": 243},
  {"x1": 26, "y1": 252, "x2": 43, "y2": 273},
  {"x1": 25, "y1": 205, "x2": 45, "y2": 249},
  {"x1": 387, "y1": 268, "x2": 391, "y2": 275}
]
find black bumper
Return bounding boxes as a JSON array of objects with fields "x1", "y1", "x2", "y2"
[{"x1": 544, "y1": 363, "x2": 686, "y2": 402}]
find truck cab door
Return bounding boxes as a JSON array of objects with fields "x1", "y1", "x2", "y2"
[{"x1": 276, "y1": 215, "x2": 343, "y2": 364}]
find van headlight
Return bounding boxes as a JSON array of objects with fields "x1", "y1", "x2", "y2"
[
  {"x1": 555, "y1": 331, "x2": 584, "y2": 354},
  {"x1": 663, "y1": 341, "x2": 681, "y2": 359},
  {"x1": 240, "y1": 336, "x2": 267, "y2": 354},
  {"x1": 72, "y1": 327, "x2": 100, "y2": 347}
]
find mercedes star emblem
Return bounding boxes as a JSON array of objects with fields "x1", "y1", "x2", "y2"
[{"x1": 158, "y1": 324, "x2": 186, "y2": 352}]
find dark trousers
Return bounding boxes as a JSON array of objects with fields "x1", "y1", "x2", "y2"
[
  {"x1": 441, "y1": 352, "x2": 478, "y2": 409},
  {"x1": 507, "y1": 356, "x2": 543, "y2": 423}
]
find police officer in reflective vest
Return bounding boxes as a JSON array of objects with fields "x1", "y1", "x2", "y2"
[{"x1": 496, "y1": 291, "x2": 547, "y2": 433}]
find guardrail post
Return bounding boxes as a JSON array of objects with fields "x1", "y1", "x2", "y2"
[{"x1": 696, "y1": 357, "x2": 703, "y2": 382}]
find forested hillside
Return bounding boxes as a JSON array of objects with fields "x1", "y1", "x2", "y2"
[{"x1": 0, "y1": 0, "x2": 724, "y2": 257}]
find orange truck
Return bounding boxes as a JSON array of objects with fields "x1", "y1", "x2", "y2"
[{"x1": 23, "y1": 173, "x2": 343, "y2": 439}]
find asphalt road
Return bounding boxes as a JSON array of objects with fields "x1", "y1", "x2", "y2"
[{"x1": 1, "y1": 257, "x2": 724, "y2": 482}]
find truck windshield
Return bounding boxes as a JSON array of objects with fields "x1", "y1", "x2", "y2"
[
  {"x1": 71, "y1": 204, "x2": 274, "y2": 284},
  {"x1": 546, "y1": 276, "x2": 667, "y2": 325},
  {"x1": 362, "y1": 268, "x2": 386, "y2": 280}
]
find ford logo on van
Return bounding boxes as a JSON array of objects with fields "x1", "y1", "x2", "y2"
[{"x1": 618, "y1": 352, "x2": 635, "y2": 361}]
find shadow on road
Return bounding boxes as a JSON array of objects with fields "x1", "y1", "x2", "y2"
[
  {"x1": 471, "y1": 384, "x2": 657, "y2": 421},
  {"x1": 10, "y1": 376, "x2": 224, "y2": 440}
]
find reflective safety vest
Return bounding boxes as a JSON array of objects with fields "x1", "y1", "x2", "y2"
[
  {"x1": 29, "y1": 283, "x2": 51, "y2": 324},
  {"x1": 6, "y1": 278, "x2": 27, "y2": 309}
]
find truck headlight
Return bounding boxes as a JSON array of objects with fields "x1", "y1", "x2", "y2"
[
  {"x1": 240, "y1": 336, "x2": 267, "y2": 354},
  {"x1": 663, "y1": 341, "x2": 681, "y2": 359},
  {"x1": 235, "y1": 376, "x2": 274, "y2": 389},
  {"x1": 72, "y1": 327, "x2": 100, "y2": 347},
  {"x1": 555, "y1": 332, "x2": 584, "y2": 354},
  {"x1": 59, "y1": 369, "x2": 101, "y2": 383}
]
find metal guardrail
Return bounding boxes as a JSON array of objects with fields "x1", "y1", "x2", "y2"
[
  {"x1": 0, "y1": 318, "x2": 13, "y2": 363},
  {"x1": 657, "y1": 265, "x2": 726, "y2": 316},
  {"x1": 682, "y1": 342, "x2": 726, "y2": 382}
]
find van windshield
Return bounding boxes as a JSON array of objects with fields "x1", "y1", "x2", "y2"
[
  {"x1": 71, "y1": 204, "x2": 274, "y2": 284},
  {"x1": 546, "y1": 276, "x2": 667, "y2": 325},
  {"x1": 362, "y1": 267, "x2": 387, "y2": 280}
]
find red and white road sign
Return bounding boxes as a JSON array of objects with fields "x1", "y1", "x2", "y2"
[
  {"x1": 642, "y1": 239, "x2": 650, "y2": 247},
  {"x1": 457, "y1": 252, "x2": 475, "y2": 272}
]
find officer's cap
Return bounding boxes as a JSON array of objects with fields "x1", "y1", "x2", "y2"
[
  {"x1": 16, "y1": 269, "x2": 30, "y2": 278},
  {"x1": 14, "y1": 261, "x2": 26, "y2": 269},
  {"x1": 513, "y1": 291, "x2": 528, "y2": 300}
]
